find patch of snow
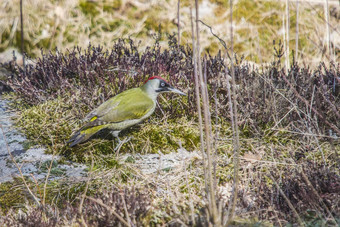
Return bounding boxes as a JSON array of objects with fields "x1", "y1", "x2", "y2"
[
  {"x1": 0, "y1": 97, "x2": 86, "y2": 183},
  {"x1": 121, "y1": 147, "x2": 201, "y2": 174}
]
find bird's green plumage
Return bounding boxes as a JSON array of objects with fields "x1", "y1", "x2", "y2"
[
  {"x1": 68, "y1": 87, "x2": 155, "y2": 147},
  {"x1": 84, "y1": 87, "x2": 154, "y2": 127},
  {"x1": 67, "y1": 76, "x2": 186, "y2": 147}
]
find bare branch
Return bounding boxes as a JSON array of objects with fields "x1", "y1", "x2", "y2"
[{"x1": 198, "y1": 19, "x2": 231, "y2": 60}]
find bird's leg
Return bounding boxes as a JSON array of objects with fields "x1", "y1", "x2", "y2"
[
  {"x1": 114, "y1": 137, "x2": 133, "y2": 152},
  {"x1": 111, "y1": 131, "x2": 132, "y2": 151},
  {"x1": 111, "y1": 131, "x2": 121, "y2": 151}
]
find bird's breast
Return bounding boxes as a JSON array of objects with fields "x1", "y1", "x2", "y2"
[{"x1": 107, "y1": 103, "x2": 156, "y2": 130}]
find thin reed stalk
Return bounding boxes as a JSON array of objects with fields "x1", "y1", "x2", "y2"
[
  {"x1": 195, "y1": 0, "x2": 219, "y2": 224},
  {"x1": 177, "y1": 0, "x2": 181, "y2": 47},
  {"x1": 121, "y1": 191, "x2": 133, "y2": 227},
  {"x1": 43, "y1": 131, "x2": 57, "y2": 205},
  {"x1": 324, "y1": 0, "x2": 332, "y2": 61},
  {"x1": 86, "y1": 196, "x2": 131, "y2": 227},
  {"x1": 20, "y1": 0, "x2": 25, "y2": 74},
  {"x1": 269, "y1": 173, "x2": 305, "y2": 227},
  {"x1": 286, "y1": 0, "x2": 290, "y2": 72},
  {"x1": 79, "y1": 152, "x2": 94, "y2": 226},
  {"x1": 225, "y1": 0, "x2": 241, "y2": 224},
  {"x1": 295, "y1": 0, "x2": 299, "y2": 62},
  {"x1": 190, "y1": 7, "x2": 207, "y2": 193}
]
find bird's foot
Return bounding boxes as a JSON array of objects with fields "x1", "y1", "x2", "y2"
[{"x1": 114, "y1": 136, "x2": 132, "y2": 152}]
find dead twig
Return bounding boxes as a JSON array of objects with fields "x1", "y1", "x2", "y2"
[
  {"x1": 300, "y1": 169, "x2": 338, "y2": 225},
  {"x1": 198, "y1": 19, "x2": 231, "y2": 60},
  {"x1": 281, "y1": 74, "x2": 340, "y2": 135},
  {"x1": 195, "y1": 0, "x2": 219, "y2": 224},
  {"x1": 269, "y1": 173, "x2": 305, "y2": 227},
  {"x1": 120, "y1": 190, "x2": 133, "y2": 227},
  {"x1": 225, "y1": 0, "x2": 241, "y2": 225},
  {"x1": 20, "y1": 0, "x2": 25, "y2": 74},
  {"x1": 86, "y1": 196, "x2": 130, "y2": 227},
  {"x1": 78, "y1": 151, "x2": 94, "y2": 227},
  {"x1": 190, "y1": 6, "x2": 207, "y2": 193},
  {"x1": 43, "y1": 131, "x2": 58, "y2": 205},
  {"x1": 177, "y1": 0, "x2": 181, "y2": 47}
]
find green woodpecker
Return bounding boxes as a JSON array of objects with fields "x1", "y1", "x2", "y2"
[{"x1": 67, "y1": 76, "x2": 186, "y2": 147}]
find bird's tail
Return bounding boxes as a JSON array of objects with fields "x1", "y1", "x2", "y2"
[{"x1": 67, "y1": 125, "x2": 106, "y2": 147}]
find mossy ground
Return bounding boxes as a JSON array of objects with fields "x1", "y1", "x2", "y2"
[
  {"x1": 12, "y1": 93, "x2": 200, "y2": 162},
  {"x1": 0, "y1": 179, "x2": 27, "y2": 214},
  {"x1": 3, "y1": 86, "x2": 338, "y2": 224}
]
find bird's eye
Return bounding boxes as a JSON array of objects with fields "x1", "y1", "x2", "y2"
[{"x1": 161, "y1": 82, "x2": 165, "y2": 87}]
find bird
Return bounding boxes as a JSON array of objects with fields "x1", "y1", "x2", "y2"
[{"x1": 67, "y1": 76, "x2": 186, "y2": 148}]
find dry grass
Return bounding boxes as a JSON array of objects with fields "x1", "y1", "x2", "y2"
[
  {"x1": 1, "y1": 130, "x2": 338, "y2": 225},
  {"x1": 0, "y1": 0, "x2": 339, "y2": 66}
]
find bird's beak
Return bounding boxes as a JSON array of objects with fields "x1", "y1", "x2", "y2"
[{"x1": 168, "y1": 86, "x2": 187, "y2": 96}]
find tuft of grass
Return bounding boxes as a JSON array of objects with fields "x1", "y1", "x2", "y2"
[
  {"x1": 0, "y1": 180, "x2": 26, "y2": 214},
  {"x1": 15, "y1": 96, "x2": 75, "y2": 148},
  {"x1": 125, "y1": 117, "x2": 200, "y2": 154}
]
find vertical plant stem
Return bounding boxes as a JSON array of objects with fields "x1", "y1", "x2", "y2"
[
  {"x1": 177, "y1": 0, "x2": 181, "y2": 47},
  {"x1": 324, "y1": 0, "x2": 332, "y2": 61},
  {"x1": 300, "y1": 169, "x2": 337, "y2": 224},
  {"x1": 226, "y1": 0, "x2": 240, "y2": 223},
  {"x1": 190, "y1": 7, "x2": 207, "y2": 193},
  {"x1": 286, "y1": 0, "x2": 290, "y2": 71},
  {"x1": 121, "y1": 191, "x2": 133, "y2": 227},
  {"x1": 43, "y1": 131, "x2": 57, "y2": 205},
  {"x1": 295, "y1": 0, "x2": 299, "y2": 62},
  {"x1": 20, "y1": 0, "x2": 26, "y2": 74},
  {"x1": 213, "y1": 76, "x2": 220, "y2": 157},
  {"x1": 269, "y1": 173, "x2": 305, "y2": 226},
  {"x1": 224, "y1": 70, "x2": 235, "y2": 226},
  {"x1": 203, "y1": 58, "x2": 216, "y2": 189},
  {"x1": 195, "y1": 0, "x2": 219, "y2": 224},
  {"x1": 282, "y1": 14, "x2": 287, "y2": 75},
  {"x1": 79, "y1": 152, "x2": 94, "y2": 226},
  {"x1": 86, "y1": 196, "x2": 130, "y2": 227},
  {"x1": 30, "y1": 174, "x2": 42, "y2": 201}
]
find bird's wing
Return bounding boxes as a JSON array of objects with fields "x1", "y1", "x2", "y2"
[
  {"x1": 82, "y1": 88, "x2": 154, "y2": 128},
  {"x1": 84, "y1": 95, "x2": 121, "y2": 122}
]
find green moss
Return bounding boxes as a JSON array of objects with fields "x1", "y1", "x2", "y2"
[
  {"x1": 230, "y1": 217, "x2": 272, "y2": 226},
  {"x1": 101, "y1": 19, "x2": 124, "y2": 32},
  {"x1": 79, "y1": 0, "x2": 100, "y2": 17},
  {"x1": 103, "y1": 0, "x2": 122, "y2": 11},
  {"x1": 214, "y1": 5, "x2": 228, "y2": 18},
  {"x1": 124, "y1": 117, "x2": 200, "y2": 154},
  {"x1": 232, "y1": 0, "x2": 284, "y2": 61},
  {"x1": 125, "y1": 155, "x2": 136, "y2": 163},
  {"x1": 263, "y1": 127, "x2": 292, "y2": 145},
  {"x1": 9, "y1": 90, "x2": 200, "y2": 164},
  {"x1": 16, "y1": 97, "x2": 74, "y2": 148},
  {"x1": 14, "y1": 31, "x2": 31, "y2": 57},
  {"x1": 21, "y1": 140, "x2": 35, "y2": 150},
  {"x1": 204, "y1": 41, "x2": 220, "y2": 54},
  {"x1": 0, "y1": 180, "x2": 27, "y2": 213}
]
